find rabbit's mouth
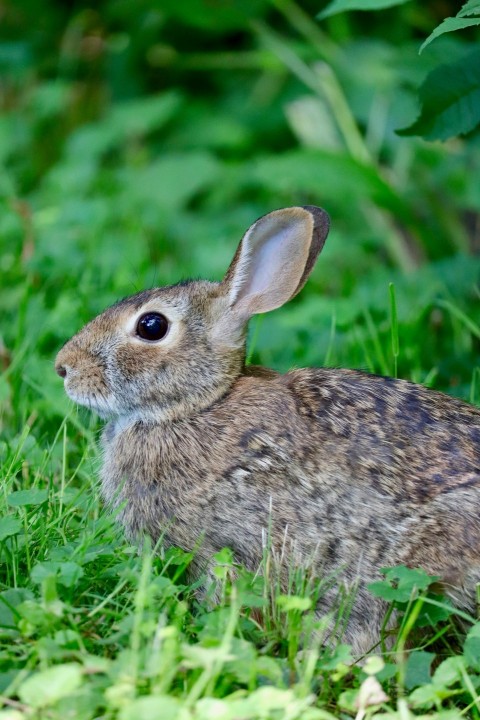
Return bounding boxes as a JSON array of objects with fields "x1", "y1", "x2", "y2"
[{"x1": 64, "y1": 384, "x2": 118, "y2": 419}]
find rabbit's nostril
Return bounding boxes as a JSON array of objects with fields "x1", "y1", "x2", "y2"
[{"x1": 56, "y1": 364, "x2": 67, "y2": 378}]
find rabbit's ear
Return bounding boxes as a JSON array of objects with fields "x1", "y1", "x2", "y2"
[{"x1": 223, "y1": 206, "x2": 330, "y2": 319}]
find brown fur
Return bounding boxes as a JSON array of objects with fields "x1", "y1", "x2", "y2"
[{"x1": 55, "y1": 206, "x2": 480, "y2": 655}]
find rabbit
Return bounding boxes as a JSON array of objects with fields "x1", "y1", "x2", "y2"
[{"x1": 55, "y1": 205, "x2": 480, "y2": 655}]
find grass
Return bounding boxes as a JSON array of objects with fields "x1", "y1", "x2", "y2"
[
  {"x1": 1, "y1": 0, "x2": 480, "y2": 716},
  {"x1": 1, "y1": 268, "x2": 480, "y2": 718}
]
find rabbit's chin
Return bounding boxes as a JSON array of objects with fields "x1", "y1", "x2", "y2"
[{"x1": 64, "y1": 386, "x2": 119, "y2": 420}]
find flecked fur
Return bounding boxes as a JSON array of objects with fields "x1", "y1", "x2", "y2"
[{"x1": 55, "y1": 206, "x2": 480, "y2": 655}]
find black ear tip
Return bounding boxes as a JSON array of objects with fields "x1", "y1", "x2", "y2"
[
  {"x1": 302, "y1": 206, "x2": 330, "y2": 254},
  {"x1": 302, "y1": 205, "x2": 330, "y2": 233}
]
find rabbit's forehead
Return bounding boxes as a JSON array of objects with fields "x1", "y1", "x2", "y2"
[{"x1": 105, "y1": 281, "x2": 224, "y2": 334}]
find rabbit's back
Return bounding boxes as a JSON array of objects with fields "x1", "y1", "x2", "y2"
[
  {"x1": 287, "y1": 368, "x2": 480, "y2": 500},
  {"x1": 101, "y1": 368, "x2": 480, "y2": 585}
]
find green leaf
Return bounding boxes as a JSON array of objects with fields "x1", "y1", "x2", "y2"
[
  {"x1": 0, "y1": 588, "x2": 32, "y2": 628},
  {"x1": 459, "y1": 0, "x2": 480, "y2": 16},
  {"x1": 7, "y1": 489, "x2": 48, "y2": 507},
  {"x1": 397, "y1": 48, "x2": 480, "y2": 140},
  {"x1": 368, "y1": 566, "x2": 434, "y2": 603},
  {"x1": 18, "y1": 664, "x2": 83, "y2": 707},
  {"x1": 367, "y1": 581, "x2": 400, "y2": 602},
  {"x1": 464, "y1": 635, "x2": 480, "y2": 671},
  {"x1": 31, "y1": 561, "x2": 84, "y2": 588},
  {"x1": 0, "y1": 710, "x2": 24, "y2": 720},
  {"x1": 66, "y1": 92, "x2": 182, "y2": 159},
  {"x1": 404, "y1": 651, "x2": 435, "y2": 690},
  {"x1": 433, "y1": 656, "x2": 464, "y2": 687},
  {"x1": 0, "y1": 516, "x2": 22, "y2": 541},
  {"x1": 277, "y1": 594, "x2": 312, "y2": 612},
  {"x1": 122, "y1": 152, "x2": 220, "y2": 212},
  {"x1": 363, "y1": 655, "x2": 385, "y2": 676},
  {"x1": 318, "y1": 0, "x2": 409, "y2": 20},
  {"x1": 119, "y1": 696, "x2": 182, "y2": 720},
  {"x1": 420, "y1": 16, "x2": 480, "y2": 53},
  {"x1": 252, "y1": 150, "x2": 411, "y2": 219},
  {"x1": 409, "y1": 683, "x2": 437, "y2": 709},
  {"x1": 464, "y1": 622, "x2": 480, "y2": 670}
]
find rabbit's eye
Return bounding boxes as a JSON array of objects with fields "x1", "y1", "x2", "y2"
[{"x1": 136, "y1": 313, "x2": 169, "y2": 341}]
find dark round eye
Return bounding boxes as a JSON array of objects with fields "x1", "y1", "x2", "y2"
[{"x1": 136, "y1": 312, "x2": 169, "y2": 341}]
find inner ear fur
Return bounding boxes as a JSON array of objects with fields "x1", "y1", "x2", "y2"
[{"x1": 223, "y1": 205, "x2": 330, "y2": 319}]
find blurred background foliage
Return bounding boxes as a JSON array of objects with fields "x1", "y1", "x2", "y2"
[{"x1": 0, "y1": 0, "x2": 479, "y2": 441}]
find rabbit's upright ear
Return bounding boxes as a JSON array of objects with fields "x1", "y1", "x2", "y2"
[{"x1": 223, "y1": 206, "x2": 330, "y2": 319}]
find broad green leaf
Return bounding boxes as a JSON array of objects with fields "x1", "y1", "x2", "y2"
[
  {"x1": 318, "y1": 0, "x2": 409, "y2": 20},
  {"x1": 464, "y1": 622, "x2": 480, "y2": 670},
  {"x1": 464, "y1": 634, "x2": 480, "y2": 671},
  {"x1": 0, "y1": 588, "x2": 33, "y2": 628},
  {"x1": 0, "y1": 516, "x2": 22, "y2": 541},
  {"x1": 18, "y1": 664, "x2": 83, "y2": 707},
  {"x1": 66, "y1": 92, "x2": 182, "y2": 159},
  {"x1": 420, "y1": 16, "x2": 480, "y2": 53},
  {"x1": 363, "y1": 655, "x2": 385, "y2": 676},
  {"x1": 31, "y1": 561, "x2": 84, "y2": 587},
  {"x1": 121, "y1": 152, "x2": 220, "y2": 212},
  {"x1": 433, "y1": 656, "x2": 465, "y2": 687},
  {"x1": 277, "y1": 594, "x2": 312, "y2": 611},
  {"x1": 119, "y1": 696, "x2": 182, "y2": 720},
  {"x1": 367, "y1": 581, "x2": 400, "y2": 602},
  {"x1": 0, "y1": 711, "x2": 24, "y2": 720},
  {"x1": 8, "y1": 489, "x2": 48, "y2": 507},
  {"x1": 398, "y1": 48, "x2": 480, "y2": 140},
  {"x1": 404, "y1": 651, "x2": 435, "y2": 690},
  {"x1": 409, "y1": 683, "x2": 437, "y2": 709},
  {"x1": 182, "y1": 643, "x2": 234, "y2": 668},
  {"x1": 368, "y1": 566, "x2": 434, "y2": 602}
]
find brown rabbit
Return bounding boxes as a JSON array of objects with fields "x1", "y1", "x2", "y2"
[{"x1": 55, "y1": 206, "x2": 480, "y2": 654}]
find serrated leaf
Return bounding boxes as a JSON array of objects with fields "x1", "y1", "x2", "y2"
[
  {"x1": 459, "y1": 0, "x2": 480, "y2": 17},
  {"x1": 397, "y1": 48, "x2": 480, "y2": 140},
  {"x1": 0, "y1": 516, "x2": 22, "y2": 541},
  {"x1": 18, "y1": 664, "x2": 83, "y2": 707},
  {"x1": 8, "y1": 489, "x2": 48, "y2": 507},
  {"x1": 318, "y1": 0, "x2": 409, "y2": 20},
  {"x1": 420, "y1": 16, "x2": 480, "y2": 53}
]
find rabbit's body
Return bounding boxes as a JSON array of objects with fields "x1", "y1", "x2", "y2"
[
  {"x1": 100, "y1": 363, "x2": 480, "y2": 651},
  {"x1": 56, "y1": 206, "x2": 480, "y2": 654}
]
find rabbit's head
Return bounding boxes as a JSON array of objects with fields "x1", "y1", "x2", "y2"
[{"x1": 55, "y1": 206, "x2": 330, "y2": 421}]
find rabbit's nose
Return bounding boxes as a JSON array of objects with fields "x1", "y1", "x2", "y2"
[{"x1": 56, "y1": 363, "x2": 67, "y2": 378}]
